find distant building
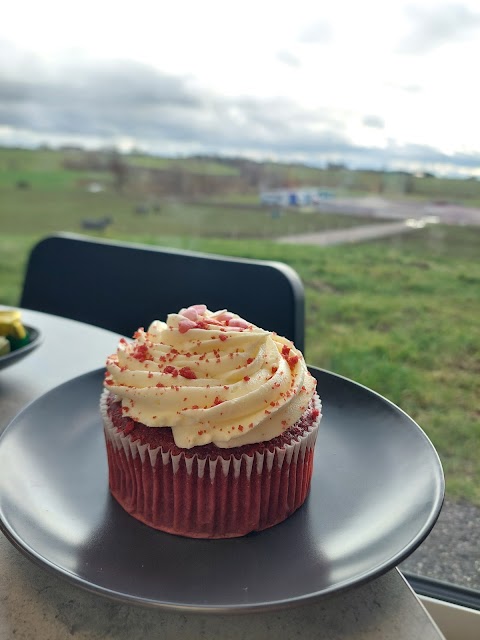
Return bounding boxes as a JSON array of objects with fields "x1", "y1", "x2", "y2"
[{"x1": 260, "y1": 187, "x2": 335, "y2": 207}]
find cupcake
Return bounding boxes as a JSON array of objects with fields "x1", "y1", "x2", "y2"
[{"x1": 101, "y1": 305, "x2": 321, "y2": 538}]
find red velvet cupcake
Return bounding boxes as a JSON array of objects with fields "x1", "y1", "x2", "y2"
[{"x1": 101, "y1": 305, "x2": 321, "y2": 538}]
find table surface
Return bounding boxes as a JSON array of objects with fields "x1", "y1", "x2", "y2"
[{"x1": 0, "y1": 308, "x2": 445, "y2": 639}]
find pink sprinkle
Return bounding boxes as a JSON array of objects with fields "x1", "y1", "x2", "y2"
[
  {"x1": 179, "y1": 318, "x2": 197, "y2": 333},
  {"x1": 191, "y1": 304, "x2": 207, "y2": 315},
  {"x1": 180, "y1": 307, "x2": 199, "y2": 322},
  {"x1": 228, "y1": 318, "x2": 249, "y2": 329},
  {"x1": 216, "y1": 311, "x2": 235, "y2": 322}
]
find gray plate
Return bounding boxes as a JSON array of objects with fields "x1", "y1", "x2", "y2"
[
  {"x1": 0, "y1": 366, "x2": 444, "y2": 612},
  {"x1": 0, "y1": 325, "x2": 42, "y2": 370}
]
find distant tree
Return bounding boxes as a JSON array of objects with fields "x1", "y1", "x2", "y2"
[
  {"x1": 327, "y1": 161, "x2": 346, "y2": 171},
  {"x1": 404, "y1": 173, "x2": 414, "y2": 194},
  {"x1": 109, "y1": 151, "x2": 129, "y2": 192}
]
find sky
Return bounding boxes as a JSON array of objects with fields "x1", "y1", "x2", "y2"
[{"x1": 1, "y1": 0, "x2": 480, "y2": 176}]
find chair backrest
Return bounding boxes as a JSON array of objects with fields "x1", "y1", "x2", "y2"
[{"x1": 21, "y1": 233, "x2": 305, "y2": 351}]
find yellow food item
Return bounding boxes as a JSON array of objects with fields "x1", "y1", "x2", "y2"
[
  {"x1": 0, "y1": 310, "x2": 27, "y2": 340},
  {"x1": 0, "y1": 336, "x2": 11, "y2": 355}
]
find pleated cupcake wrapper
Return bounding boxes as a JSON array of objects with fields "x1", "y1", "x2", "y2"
[
  {"x1": 100, "y1": 390, "x2": 321, "y2": 537},
  {"x1": 101, "y1": 390, "x2": 319, "y2": 480}
]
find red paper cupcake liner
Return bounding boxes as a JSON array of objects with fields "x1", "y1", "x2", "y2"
[{"x1": 101, "y1": 393, "x2": 320, "y2": 538}]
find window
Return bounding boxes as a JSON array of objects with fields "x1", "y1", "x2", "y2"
[{"x1": 1, "y1": 0, "x2": 479, "y2": 605}]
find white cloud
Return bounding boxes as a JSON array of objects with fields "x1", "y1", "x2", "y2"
[
  {"x1": 0, "y1": 1, "x2": 480, "y2": 174},
  {"x1": 398, "y1": 2, "x2": 480, "y2": 54}
]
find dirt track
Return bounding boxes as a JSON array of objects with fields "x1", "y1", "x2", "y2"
[
  {"x1": 315, "y1": 196, "x2": 480, "y2": 226},
  {"x1": 277, "y1": 221, "x2": 419, "y2": 246}
]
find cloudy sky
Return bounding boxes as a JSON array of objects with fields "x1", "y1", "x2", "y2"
[{"x1": 1, "y1": 0, "x2": 479, "y2": 175}]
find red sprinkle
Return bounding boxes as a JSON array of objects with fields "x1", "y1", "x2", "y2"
[
  {"x1": 164, "y1": 365, "x2": 178, "y2": 376},
  {"x1": 244, "y1": 376, "x2": 250, "y2": 382},
  {"x1": 179, "y1": 367, "x2": 197, "y2": 379},
  {"x1": 132, "y1": 344, "x2": 150, "y2": 362},
  {"x1": 287, "y1": 355, "x2": 299, "y2": 368},
  {"x1": 219, "y1": 334, "x2": 228, "y2": 341},
  {"x1": 281, "y1": 345, "x2": 290, "y2": 357}
]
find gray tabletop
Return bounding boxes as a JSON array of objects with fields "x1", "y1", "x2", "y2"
[{"x1": 0, "y1": 309, "x2": 445, "y2": 639}]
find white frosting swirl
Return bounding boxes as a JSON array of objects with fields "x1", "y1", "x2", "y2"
[{"x1": 104, "y1": 306, "x2": 317, "y2": 449}]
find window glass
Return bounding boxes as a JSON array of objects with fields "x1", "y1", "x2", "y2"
[{"x1": 1, "y1": 0, "x2": 479, "y2": 593}]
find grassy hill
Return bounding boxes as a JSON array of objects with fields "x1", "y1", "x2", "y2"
[
  {"x1": 3, "y1": 145, "x2": 480, "y2": 201},
  {"x1": 1, "y1": 145, "x2": 479, "y2": 504}
]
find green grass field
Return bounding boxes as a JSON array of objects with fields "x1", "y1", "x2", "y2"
[{"x1": 1, "y1": 147, "x2": 479, "y2": 504}]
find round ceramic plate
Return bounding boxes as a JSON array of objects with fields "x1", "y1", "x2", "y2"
[
  {"x1": 0, "y1": 367, "x2": 444, "y2": 612},
  {"x1": 0, "y1": 325, "x2": 42, "y2": 371}
]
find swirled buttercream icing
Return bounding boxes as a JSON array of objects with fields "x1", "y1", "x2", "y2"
[{"x1": 104, "y1": 305, "x2": 318, "y2": 449}]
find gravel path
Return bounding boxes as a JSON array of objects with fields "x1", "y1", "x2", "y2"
[
  {"x1": 315, "y1": 196, "x2": 480, "y2": 226},
  {"x1": 277, "y1": 221, "x2": 419, "y2": 246},
  {"x1": 401, "y1": 498, "x2": 480, "y2": 591}
]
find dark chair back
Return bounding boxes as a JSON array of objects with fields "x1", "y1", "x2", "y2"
[{"x1": 21, "y1": 233, "x2": 305, "y2": 351}]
